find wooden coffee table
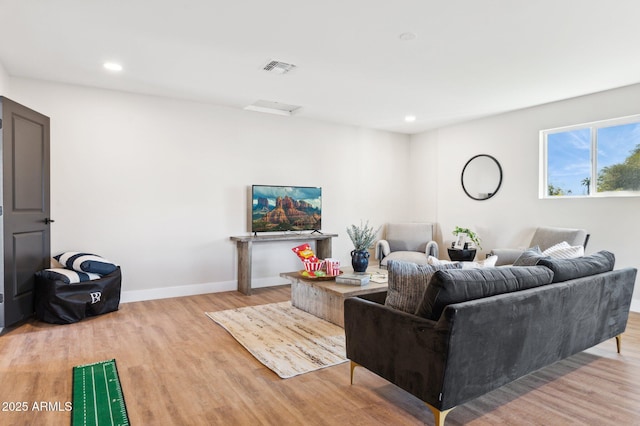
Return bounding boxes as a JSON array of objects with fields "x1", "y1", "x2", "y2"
[{"x1": 280, "y1": 270, "x2": 388, "y2": 327}]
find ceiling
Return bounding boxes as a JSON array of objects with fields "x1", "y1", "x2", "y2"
[{"x1": 1, "y1": 0, "x2": 640, "y2": 134}]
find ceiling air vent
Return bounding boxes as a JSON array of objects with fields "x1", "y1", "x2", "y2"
[
  {"x1": 263, "y1": 60, "x2": 297, "y2": 74},
  {"x1": 244, "y1": 100, "x2": 302, "y2": 116}
]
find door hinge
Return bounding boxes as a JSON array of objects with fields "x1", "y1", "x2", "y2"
[
  {"x1": 0, "y1": 206, "x2": 3, "y2": 216},
  {"x1": 0, "y1": 294, "x2": 3, "y2": 303},
  {"x1": 0, "y1": 118, "x2": 2, "y2": 129}
]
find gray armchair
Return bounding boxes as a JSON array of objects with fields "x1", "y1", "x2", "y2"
[
  {"x1": 490, "y1": 226, "x2": 589, "y2": 266},
  {"x1": 375, "y1": 223, "x2": 439, "y2": 268}
]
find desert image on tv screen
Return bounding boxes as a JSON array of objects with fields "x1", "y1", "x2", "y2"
[{"x1": 252, "y1": 186, "x2": 321, "y2": 232}]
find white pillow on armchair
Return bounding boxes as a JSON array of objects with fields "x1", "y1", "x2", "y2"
[{"x1": 542, "y1": 241, "x2": 584, "y2": 259}]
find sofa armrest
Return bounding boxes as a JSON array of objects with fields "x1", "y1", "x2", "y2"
[
  {"x1": 357, "y1": 291, "x2": 387, "y2": 304},
  {"x1": 489, "y1": 248, "x2": 524, "y2": 266},
  {"x1": 375, "y1": 240, "x2": 390, "y2": 260},
  {"x1": 344, "y1": 297, "x2": 449, "y2": 408}
]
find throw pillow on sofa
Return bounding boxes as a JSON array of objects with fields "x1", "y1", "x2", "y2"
[
  {"x1": 385, "y1": 260, "x2": 462, "y2": 314},
  {"x1": 415, "y1": 266, "x2": 554, "y2": 321},
  {"x1": 513, "y1": 246, "x2": 544, "y2": 266},
  {"x1": 513, "y1": 242, "x2": 584, "y2": 266},
  {"x1": 542, "y1": 241, "x2": 584, "y2": 259},
  {"x1": 537, "y1": 250, "x2": 615, "y2": 283}
]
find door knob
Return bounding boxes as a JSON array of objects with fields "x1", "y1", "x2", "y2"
[{"x1": 44, "y1": 218, "x2": 55, "y2": 225}]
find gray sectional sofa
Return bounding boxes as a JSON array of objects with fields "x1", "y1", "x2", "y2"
[{"x1": 344, "y1": 252, "x2": 636, "y2": 425}]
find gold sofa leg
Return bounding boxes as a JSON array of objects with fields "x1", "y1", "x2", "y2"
[
  {"x1": 350, "y1": 362, "x2": 453, "y2": 425},
  {"x1": 350, "y1": 361, "x2": 360, "y2": 385},
  {"x1": 425, "y1": 402, "x2": 453, "y2": 426},
  {"x1": 616, "y1": 334, "x2": 622, "y2": 354}
]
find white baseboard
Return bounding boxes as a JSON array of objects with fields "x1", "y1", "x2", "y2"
[
  {"x1": 631, "y1": 299, "x2": 640, "y2": 313},
  {"x1": 120, "y1": 276, "x2": 291, "y2": 303}
]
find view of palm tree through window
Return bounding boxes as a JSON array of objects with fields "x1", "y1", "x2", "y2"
[{"x1": 544, "y1": 118, "x2": 640, "y2": 197}]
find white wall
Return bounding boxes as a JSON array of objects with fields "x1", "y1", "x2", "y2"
[
  {"x1": 0, "y1": 61, "x2": 10, "y2": 96},
  {"x1": 10, "y1": 78, "x2": 411, "y2": 301},
  {"x1": 10, "y1": 75, "x2": 638, "y2": 305},
  {"x1": 410, "y1": 83, "x2": 640, "y2": 305},
  {"x1": 407, "y1": 130, "x2": 440, "y2": 236}
]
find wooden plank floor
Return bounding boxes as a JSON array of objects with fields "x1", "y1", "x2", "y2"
[{"x1": 1, "y1": 285, "x2": 640, "y2": 425}]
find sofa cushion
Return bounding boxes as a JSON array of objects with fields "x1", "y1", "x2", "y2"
[
  {"x1": 416, "y1": 266, "x2": 554, "y2": 320},
  {"x1": 381, "y1": 251, "x2": 430, "y2": 266},
  {"x1": 384, "y1": 260, "x2": 462, "y2": 314},
  {"x1": 54, "y1": 252, "x2": 118, "y2": 275},
  {"x1": 537, "y1": 250, "x2": 615, "y2": 283}
]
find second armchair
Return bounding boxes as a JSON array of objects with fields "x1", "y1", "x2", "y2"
[
  {"x1": 490, "y1": 226, "x2": 589, "y2": 266},
  {"x1": 375, "y1": 223, "x2": 439, "y2": 268}
]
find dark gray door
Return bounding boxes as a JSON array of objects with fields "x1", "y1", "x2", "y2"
[{"x1": 0, "y1": 97, "x2": 51, "y2": 329}]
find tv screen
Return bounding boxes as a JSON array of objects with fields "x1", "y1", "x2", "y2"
[{"x1": 251, "y1": 185, "x2": 322, "y2": 233}]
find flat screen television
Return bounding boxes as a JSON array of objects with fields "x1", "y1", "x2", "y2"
[{"x1": 251, "y1": 185, "x2": 322, "y2": 233}]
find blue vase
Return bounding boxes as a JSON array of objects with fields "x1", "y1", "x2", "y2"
[{"x1": 351, "y1": 250, "x2": 369, "y2": 273}]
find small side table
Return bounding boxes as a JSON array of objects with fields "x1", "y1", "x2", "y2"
[{"x1": 448, "y1": 248, "x2": 477, "y2": 262}]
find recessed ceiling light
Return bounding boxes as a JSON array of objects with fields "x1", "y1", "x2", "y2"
[
  {"x1": 103, "y1": 62, "x2": 123, "y2": 72},
  {"x1": 399, "y1": 32, "x2": 417, "y2": 41},
  {"x1": 404, "y1": 115, "x2": 417, "y2": 123}
]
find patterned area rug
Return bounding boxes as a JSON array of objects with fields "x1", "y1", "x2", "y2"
[{"x1": 206, "y1": 301, "x2": 347, "y2": 378}]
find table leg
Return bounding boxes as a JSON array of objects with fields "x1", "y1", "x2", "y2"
[{"x1": 237, "y1": 241, "x2": 252, "y2": 295}]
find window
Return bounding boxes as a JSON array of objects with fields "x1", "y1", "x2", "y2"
[{"x1": 540, "y1": 114, "x2": 640, "y2": 198}]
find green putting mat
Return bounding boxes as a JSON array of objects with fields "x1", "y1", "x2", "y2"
[{"x1": 72, "y1": 359, "x2": 130, "y2": 426}]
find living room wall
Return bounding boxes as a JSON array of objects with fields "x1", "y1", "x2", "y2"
[
  {"x1": 0, "y1": 61, "x2": 9, "y2": 96},
  {"x1": 410, "y1": 83, "x2": 640, "y2": 307},
  {"x1": 5, "y1": 73, "x2": 639, "y2": 307},
  {"x1": 8, "y1": 77, "x2": 412, "y2": 301}
]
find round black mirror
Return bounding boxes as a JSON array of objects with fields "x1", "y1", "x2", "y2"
[{"x1": 461, "y1": 154, "x2": 503, "y2": 200}]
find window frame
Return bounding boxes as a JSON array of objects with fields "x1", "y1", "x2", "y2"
[{"x1": 539, "y1": 113, "x2": 640, "y2": 199}]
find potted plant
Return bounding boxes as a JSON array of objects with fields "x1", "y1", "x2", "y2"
[
  {"x1": 452, "y1": 226, "x2": 482, "y2": 249},
  {"x1": 346, "y1": 220, "x2": 380, "y2": 272}
]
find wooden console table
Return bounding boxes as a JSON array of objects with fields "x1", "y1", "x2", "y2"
[{"x1": 230, "y1": 233, "x2": 338, "y2": 295}]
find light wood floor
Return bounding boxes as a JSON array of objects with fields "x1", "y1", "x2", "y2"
[{"x1": 1, "y1": 285, "x2": 640, "y2": 425}]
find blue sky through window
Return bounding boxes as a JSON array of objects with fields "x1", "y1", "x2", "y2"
[
  {"x1": 547, "y1": 122, "x2": 640, "y2": 196},
  {"x1": 597, "y1": 122, "x2": 640, "y2": 172},
  {"x1": 547, "y1": 128, "x2": 590, "y2": 195}
]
